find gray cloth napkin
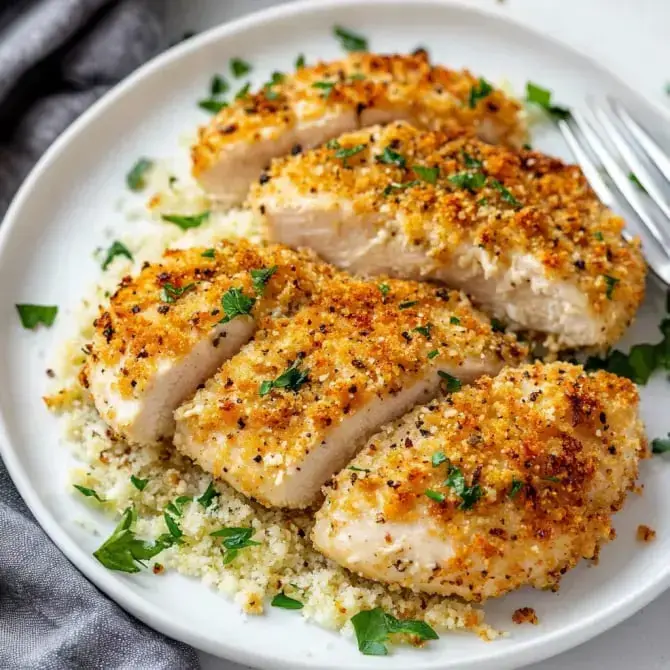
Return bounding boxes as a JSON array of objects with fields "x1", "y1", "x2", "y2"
[{"x1": 0, "y1": 1, "x2": 199, "y2": 667}]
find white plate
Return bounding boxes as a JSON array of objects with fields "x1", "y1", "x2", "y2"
[{"x1": 2, "y1": 1, "x2": 670, "y2": 668}]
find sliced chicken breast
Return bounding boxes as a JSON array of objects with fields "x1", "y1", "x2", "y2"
[
  {"x1": 174, "y1": 278, "x2": 527, "y2": 509},
  {"x1": 83, "y1": 240, "x2": 336, "y2": 445},
  {"x1": 313, "y1": 362, "x2": 647, "y2": 601},
  {"x1": 253, "y1": 122, "x2": 647, "y2": 350},
  {"x1": 192, "y1": 51, "x2": 526, "y2": 206}
]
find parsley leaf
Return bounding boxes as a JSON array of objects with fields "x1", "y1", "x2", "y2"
[
  {"x1": 652, "y1": 434, "x2": 670, "y2": 454},
  {"x1": 445, "y1": 465, "x2": 483, "y2": 510},
  {"x1": 525, "y1": 82, "x2": 571, "y2": 120},
  {"x1": 508, "y1": 478, "x2": 524, "y2": 498},
  {"x1": 220, "y1": 287, "x2": 256, "y2": 324},
  {"x1": 271, "y1": 593, "x2": 304, "y2": 609},
  {"x1": 198, "y1": 99, "x2": 228, "y2": 114},
  {"x1": 161, "y1": 211, "x2": 210, "y2": 230},
  {"x1": 73, "y1": 484, "x2": 104, "y2": 502},
  {"x1": 102, "y1": 241, "x2": 133, "y2": 270},
  {"x1": 130, "y1": 475, "x2": 148, "y2": 491},
  {"x1": 348, "y1": 465, "x2": 371, "y2": 473},
  {"x1": 468, "y1": 77, "x2": 493, "y2": 108},
  {"x1": 312, "y1": 81, "x2": 336, "y2": 98},
  {"x1": 382, "y1": 180, "x2": 420, "y2": 196},
  {"x1": 378, "y1": 283, "x2": 390, "y2": 298},
  {"x1": 425, "y1": 489, "x2": 445, "y2": 503},
  {"x1": 163, "y1": 511, "x2": 183, "y2": 541},
  {"x1": 210, "y1": 74, "x2": 229, "y2": 96},
  {"x1": 334, "y1": 143, "x2": 367, "y2": 165},
  {"x1": 210, "y1": 526, "x2": 260, "y2": 564},
  {"x1": 235, "y1": 82, "x2": 251, "y2": 100},
  {"x1": 427, "y1": 349, "x2": 439, "y2": 359},
  {"x1": 201, "y1": 248, "x2": 216, "y2": 258},
  {"x1": 398, "y1": 300, "x2": 418, "y2": 310},
  {"x1": 160, "y1": 282, "x2": 195, "y2": 304},
  {"x1": 594, "y1": 231, "x2": 604, "y2": 241},
  {"x1": 438, "y1": 371, "x2": 461, "y2": 392},
  {"x1": 490, "y1": 318, "x2": 506, "y2": 333},
  {"x1": 259, "y1": 360, "x2": 310, "y2": 396},
  {"x1": 462, "y1": 151, "x2": 483, "y2": 169},
  {"x1": 333, "y1": 25, "x2": 368, "y2": 52},
  {"x1": 197, "y1": 481, "x2": 220, "y2": 508},
  {"x1": 412, "y1": 323, "x2": 432, "y2": 338},
  {"x1": 295, "y1": 53, "x2": 306, "y2": 69},
  {"x1": 448, "y1": 171, "x2": 486, "y2": 191},
  {"x1": 412, "y1": 165, "x2": 439, "y2": 184},
  {"x1": 351, "y1": 608, "x2": 438, "y2": 656},
  {"x1": 490, "y1": 179, "x2": 522, "y2": 208},
  {"x1": 126, "y1": 158, "x2": 154, "y2": 191},
  {"x1": 376, "y1": 146, "x2": 406, "y2": 168},
  {"x1": 604, "y1": 275, "x2": 619, "y2": 300},
  {"x1": 250, "y1": 266, "x2": 278, "y2": 295},
  {"x1": 431, "y1": 451, "x2": 448, "y2": 467},
  {"x1": 629, "y1": 172, "x2": 647, "y2": 192},
  {"x1": 93, "y1": 507, "x2": 166, "y2": 573},
  {"x1": 16, "y1": 304, "x2": 58, "y2": 329},
  {"x1": 230, "y1": 57, "x2": 251, "y2": 77},
  {"x1": 450, "y1": 316, "x2": 461, "y2": 325}
]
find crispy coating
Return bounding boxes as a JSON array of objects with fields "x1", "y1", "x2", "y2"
[
  {"x1": 253, "y1": 122, "x2": 646, "y2": 347},
  {"x1": 174, "y1": 279, "x2": 527, "y2": 508},
  {"x1": 313, "y1": 363, "x2": 647, "y2": 601},
  {"x1": 192, "y1": 51, "x2": 526, "y2": 178}
]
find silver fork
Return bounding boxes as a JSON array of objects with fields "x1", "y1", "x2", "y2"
[{"x1": 557, "y1": 100, "x2": 670, "y2": 286}]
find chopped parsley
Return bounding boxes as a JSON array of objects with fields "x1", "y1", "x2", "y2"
[
  {"x1": 101, "y1": 241, "x2": 133, "y2": 270},
  {"x1": 652, "y1": 434, "x2": 670, "y2": 454},
  {"x1": 543, "y1": 476, "x2": 561, "y2": 483},
  {"x1": 263, "y1": 71, "x2": 285, "y2": 99},
  {"x1": 333, "y1": 25, "x2": 368, "y2": 52},
  {"x1": 348, "y1": 465, "x2": 371, "y2": 473},
  {"x1": 628, "y1": 172, "x2": 647, "y2": 193},
  {"x1": 210, "y1": 74, "x2": 229, "y2": 96},
  {"x1": 425, "y1": 489, "x2": 445, "y2": 503},
  {"x1": 490, "y1": 179, "x2": 522, "y2": 208},
  {"x1": 235, "y1": 82, "x2": 251, "y2": 100},
  {"x1": 197, "y1": 481, "x2": 220, "y2": 508},
  {"x1": 594, "y1": 231, "x2": 604, "y2": 241},
  {"x1": 525, "y1": 82, "x2": 570, "y2": 120},
  {"x1": 126, "y1": 158, "x2": 154, "y2": 191},
  {"x1": 220, "y1": 287, "x2": 256, "y2": 324},
  {"x1": 450, "y1": 316, "x2": 461, "y2": 325},
  {"x1": 201, "y1": 248, "x2": 216, "y2": 258},
  {"x1": 130, "y1": 475, "x2": 148, "y2": 491},
  {"x1": 295, "y1": 53, "x2": 306, "y2": 69},
  {"x1": 508, "y1": 478, "x2": 524, "y2": 498},
  {"x1": 378, "y1": 283, "x2": 390, "y2": 298},
  {"x1": 603, "y1": 275, "x2": 619, "y2": 300},
  {"x1": 448, "y1": 171, "x2": 486, "y2": 191},
  {"x1": 259, "y1": 359, "x2": 310, "y2": 396},
  {"x1": 250, "y1": 266, "x2": 278, "y2": 295},
  {"x1": 468, "y1": 77, "x2": 493, "y2": 108},
  {"x1": 427, "y1": 349, "x2": 439, "y2": 359},
  {"x1": 197, "y1": 99, "x2": 228, "y2": 114},
  {"x1": 73, "y1": 484, "x2": 104, "y2": 502},
  {"x1": 160, "y1": 282, "x2": 195, "y2": 304},
  {"x1": 376, "y1": 146, "x2": 406, "y2": 168},
  {"x1": 412, "y1": 323, "x2": 432, "y2": 338},
  {"x1": 438, "y1": 371, "x2": 461, "y2": 392},
  {"x1": 334, "y1": 143, "x2": 366, "y2": 165},
  {"x1": 312, "y1": 80, "x2": 336, "y2": 98},
  {"x1": 445, "y1": 465, "x2": 483, "y2": 510},
  {"x1": 161, "y1": 211, "x2": 210, "y2": 230},
  {"x1": 398, "y1": 300, "x2": 418, "y2": 310},
  {"x1": 431, "y1": 451, "x2": 448, "y2": 467},
  {"x1": 382, "y1": 180, "x2": 420, "y2": 196},
  {"x1": 271, "y1": 593, "x2": 304, "y2": 610},
  {"x1": 230, "y1": 57, "x2": 251, "y2": 77},
  {"x1": 351, "y1": 608, "x2": 438, "y2": 656},
  {"x1": 477, "y1": 197, "x2": 489, "y2": 206},
  {"x1": 490, "y1": 318, "x2": 505, "y2": 333},
  {"x1": 412, "y1": 165, "x2": 439, "y2": 184},
  {"x1": 326, "y1": 138, "x2": 341, "y2": 149},
  {"x1": 93, "y1": 507, "x2": 166, "y2": 573},
  {"x1": 16, "y1": 304, "x2": 58, "y2": 329},
  {"x1": 210, "y1": 526, "x2": 260, "y2": 564},
  {"x1": 163, "y1": 511, "x2": 183, "y2": 542},
  {"x1": 165, "y1": 496, "x2": 192, "y2": 517},
  {"x1": 462, "y1": 151, "x2": 483, "y2": 169}
]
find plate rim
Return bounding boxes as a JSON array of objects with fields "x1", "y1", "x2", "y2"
[{"x1": 1, "y1": 1, "x2": 669, "y2": 668}]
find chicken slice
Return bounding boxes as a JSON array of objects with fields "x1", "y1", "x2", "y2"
[
  {"x1": 174, "y1": 278, "x2": 527, "y2": 508},
  {"x1": 313, "y1": 362, "x2": 647, "y2": 601},
  {"x1": 253, "y1": 122, "x2": 646, "y2": 350},
  {"x1": 83, "y1": 240, "x2": 336, "y2": 445},
  {"x1": 192, "y1": 51, "x2": 526, "y2": 206}
]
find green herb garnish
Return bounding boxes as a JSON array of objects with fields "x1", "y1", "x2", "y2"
[
  {"x1": 198, "y1": 99, "x2": 228, "y2": 114},
  {"x1": 210, "y1": 526, "x2": 260, "y2": 564},
  {"x1": 412, "y1": 324, "x2": 432, "y2": 338},
  {"x1": 312, "y1": 81, "x2": 336, "y2": 98},
  {"x1": 445, "y1": 465, "x2": 483, "y2": 510},
  {"x1": 462, "y1": 151, "x2": 483, "y2": 169},
  {"x1": 348, "y1": 465, "x2": 371, "y2": 473},
  {"x1": 427, "y1": 349, "x2": 439, "y2": 359},
  {"x1": 130, "y1": 475, "x2": 148, "y2": 491},
  {"x1": 424, "y1": 489, "x2": 445, "y2": 503},
  {"x1": 525, "y1": 82, "x2": 570, "y2": 120},
  {"x1": 490, "y1": 318, "x2": 505, "y2": 333},
  {"x1": 160, "y1": 282, "x2": 195, "y2": 304},
  {"x1": 101, "y1": 241, "x2": 133, "y2": 270},
  {"x1": 412, "y1": 165, "x2": 439, "y2": 184},
  {"x1": 382, "y1": 180, "x2": 420, "y2": 196},
  {"x1": 219, "y1": 287, "x2": 256, "y2": 324},
  {"x1": 235, "y1": 82, "x2": 251, "y2": 100},
  {"x1": 378, "y1": 283, "x2": 390, "y2": 298},
  {"x1": 16, "y1": 304, "x2": 58, "y2": 329},
  {"x1": 197, "y1": 481, "x2": 220, "y2": 508},
  {"x1": 438, "y1": 371, "x2": 461, "y2": 392},
  {"x1": 508, "y1": 478, "x2": 524, "y2": 498},
  {"x1": 490, "y1": 179, "x2": 522, "y2": 207},
  {"x1": 230, "y1": 57, "x2": 251, "y2": 77},
  {"x1": 604, "y1": 275, "x2": 619, "y2": 300},
  {"x1": 271, "y1": 593, "x2": 304, "y2": 610},
  {"x1": 652, "y1": 434, "x2": 670, "y2": 454},
  {"x1": 431, "y1": 451, "x2": 448, "y2": 467},
  {"x1": 201, "y1": 248, "x2": 216, "y2": 258},
  {"x1": 398, "y1": 300, "x2": 418, "y2": 310},
  {"x1": 333, "y1": 25, "x2": 368, "y2": 52},
  {"x1": 250, "y1": 266, "x2": 278, "y2": 295},
  {"x1": 628, "y1": 172, "x2": 647, "y2": 193},
  {"x1": 594, "y1": 231, "x2": 604, "y2": 241},
  {"x1": 73, "y1": 484, "x2": 104, "y2": 502},
  {"x1": 295, "y1": 53, "x2": 306, "y2": 69},
  {"x1": 468, "y1": 77, "x2": 493, "y2": 108},
  {"x1": 351, "y1": 608, "x2": 438, "y2": 656},
  {"x1": 161, "y1": 211, "x2": 210, "y2": 230},
  {"x1": 126, "y1": 158, "x2": 154, "y2": 191},
  {"x1": 163, "y1": 511, "x2": 183, "y2": 541},
  {"x1": 376, "y1": 146, "x2": 406, "y2": 168},
  {"x1": 448, "y1": 171, "x2": 486, "y2": 191},
  {"x1": 210, "y1": 74, "x2": 229, "y2": 96},
  {"x1": 259, "y1": 360, "x2": 310, "y2": 396},
  {"x1": 334, "y1": 144, "x2": 366, "y2": 165},
  {"x1": 450, "y1": 316, "x2": 461, "y2": 325}
]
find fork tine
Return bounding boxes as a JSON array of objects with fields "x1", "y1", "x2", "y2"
[
  {"x1": 590, "y1": 100, "x2": 670, "y2": 223},
  {"x1": 569, "y1": 109, "x2": 670, "y2": 251},
  {"x1": 610, "y1": 99, "x2": 670, "y2": 180}
]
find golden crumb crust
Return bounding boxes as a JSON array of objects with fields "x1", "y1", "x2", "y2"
[
  {"x1": 314, "y1": 362, "x2": 647, "y2": 600},
  {"x1": 84, "y1": 240, "x2": 336, "y2": 399},
  {"x1": 252, "y1": 121, "x2": 646, "y2": 343},
  {"x1": 174, "y1": 279, "x2": 527, "y2": 507},
  {"x1": 192, "y1": 51, "x2": 526, "y2": 177}
]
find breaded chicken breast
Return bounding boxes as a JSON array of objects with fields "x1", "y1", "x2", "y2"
[
  {"x1": 192, "y1": 51, "x2": 526, "y2": 206},
  {"x1": 174, "y1": 278, "x2": 527, "y2": 508},
  {"x1": 84, "y1": 240, "x2": 336, "y2": 445},
  {"x1": 253, "y1": 122, "x2": 646, "y2": 349},
  {"x1": 312, "y1": 363, "x2": 647, "y2": 601}
]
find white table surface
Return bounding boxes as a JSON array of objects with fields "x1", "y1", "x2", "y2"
[{"x1": 156, "y1": 1, "x2": 670, "y2": 668}]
